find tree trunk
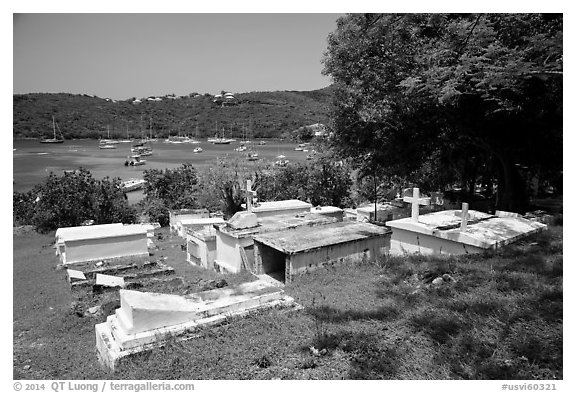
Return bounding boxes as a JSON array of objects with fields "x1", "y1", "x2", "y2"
[{"x1": 494, "y1": 154, "x2": 529, "y2": 213}]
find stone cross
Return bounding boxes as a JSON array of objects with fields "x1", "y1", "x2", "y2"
[
  {"x1": 403, "y1": 187, "x2": 429, "y2": 222},
  {"x1": 243, "y1": 180, "x2": 257, "y2": 212},
  {"x1": 460, "y1": 202, "x2": 469, "y2": 232}
]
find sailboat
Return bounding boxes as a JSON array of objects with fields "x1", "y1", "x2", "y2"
[
  {"x1": 147, "y1": 117, "x2": 158, "y2": 142},
  {"x1": 212, "y1": 126, "x2": 233, "y2": 144},
  {"x1": 99, "y1": 125, "x2": 118, "y2": 148},
  {"x1": 245, "y1": 121, "x2": 259, "y2": 161},
  {"x1": 188, "y1": 121, "x2": 201, "y2": 144},
  {"x1": 40, "y1": 116, "x2": 64, "y2": 144},
  {"x1": 118, "y1": 126, "x2": 132, "y2": 143}
]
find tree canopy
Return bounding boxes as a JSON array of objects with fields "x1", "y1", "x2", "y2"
[{"x1": 323, "y1": 13, "x2": 562, "y2": 212}]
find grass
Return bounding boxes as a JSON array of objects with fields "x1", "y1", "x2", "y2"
[{"x1": 13, "y1": 224, "x2": 563, "y2": 380}]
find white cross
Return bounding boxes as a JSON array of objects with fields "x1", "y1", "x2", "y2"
[
  {"x1": 403, "y1": 187, "x2": 430, "y2": 222},
  {"x1": 460, "y1": 202, "x2": 469, "y2": 232},
  {"x1": 243, "y1": 180, "x2": 257, "y2": 212}
]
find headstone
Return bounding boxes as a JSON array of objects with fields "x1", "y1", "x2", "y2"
[
  {"x1": 242, "y1": 180, "x2": 257, "y2": 213},
  {"x1": 227, "y1": 211, "x2": 258, "y2": 230},
  {"x1": 403, "y1": 188, "x2": 431, "y2": 222},
  {"x1": 67, "y1": 269, "x2": 86, "y2": 283},
  {"x1": 95, "y1": 273, "x2": 125, "y2": 288},
  {"x1": 460, "y1": 202, "x2": 469, "y2": 232}
]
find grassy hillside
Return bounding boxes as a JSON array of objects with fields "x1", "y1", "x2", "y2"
[
  {"x1": 13, "y1": 224, "x2": 562, "y2": 380},
  {"x1": 13, "y1": 87, "x2": 334, "y2": 140}
]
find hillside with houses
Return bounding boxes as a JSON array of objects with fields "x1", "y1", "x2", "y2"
[{"x1": 12, "y1": 87, "x2": 334, "y2": 141}]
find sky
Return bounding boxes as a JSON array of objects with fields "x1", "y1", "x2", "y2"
[{"x1": 13, "y1": 13, "x2": 342, "y2": 100}]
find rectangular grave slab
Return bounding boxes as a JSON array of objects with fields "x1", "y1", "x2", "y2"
[
  {"x1": 67, "y1": 269, "x2": 86, "y2": 283},
  {"x1": 96, "y1": 273, "x2": 125, "y2": 288}
]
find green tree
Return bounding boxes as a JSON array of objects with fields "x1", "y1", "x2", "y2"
[
  {"x1": 323, "y1": 13, "x2": 562, "y2": 212},
  {"x1": 255, "y1": 155, "x2": 352, "y2": 208},
  {"x1": 142, "y1": 163, "x2": 200, "y2": 210},
  {"x1": 196, "y1": 158, "x2": 259, "y2": 218},
  {"x1": 13, "y1": 168, "x2": 136, "y2": 232},
  {"x1": 94, "y1": 177, "x2": 137, "y2": 224}
]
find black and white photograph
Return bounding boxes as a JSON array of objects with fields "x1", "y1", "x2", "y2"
[{"x1": 11, "y1": 2, "x2": 566, "y2": 389}]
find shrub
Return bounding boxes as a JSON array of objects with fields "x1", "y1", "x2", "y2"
[{"x1": 13, "y1": 168, "x2": 136, "y2": 231}]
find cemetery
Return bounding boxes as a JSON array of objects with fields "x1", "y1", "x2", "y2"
[
  {"x1": 32, "y1": 182, "x2": 554, "y2": 373},
  {"x1": 13, "y1": 213, "x2": 563, "y2": 379},
  {"x1": 12, "y1": 12, "x2": 562, "y2": 381},
  {"x1": 12, "y1": 168, "x2": 561, "y2": 379}
]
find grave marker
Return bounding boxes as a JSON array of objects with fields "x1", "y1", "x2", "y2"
[
  {"x1": 460, "y1": 202, "x2": 469, "y2": 232},
  {"x1": 242, "y1": 180, "x2": 257, "y2": 212},
  {"x1": 67, "y1": 269, "x2": 86, "y2": 283},
  {"x1": 403, "y1": 188, "x2": 430, "y2": 222},
  {"x1": 96, "y1": 273, "x2": 125, "y2": 288}
]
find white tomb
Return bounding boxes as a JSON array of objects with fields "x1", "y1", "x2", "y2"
[
  {"x1": 247, "y1": 199, "x2": 313, "y2": 219},
  {"x1": 56, "y1": 224, "x2": 149, "y2": 265},
  {"x1": 186, "y1": 226, "x2": 218, "y2": 269},
  {"x1": 310, "y1": 206, "x2": 344, "y2": 222},
  {"x1": 386, "y1": 188, "x2": 547, "y2": 255},
  {"x1": 169, "y1": 209, "x2": 209, "y2": 234},
  {"x1": 176, "y1": 217, "x2": 225, "y2": 238},
  {"x1": 95, "y1": 279, "x2": 297, "y2": 371},
  {"x1": 55, "y1": 223, "x2": 123, "y2": 256},
  {"x1": 214, "y1": 180, "x2": 336, "y2": 273}
]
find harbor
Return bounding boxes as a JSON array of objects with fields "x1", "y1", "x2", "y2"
[{"x1": 12, "y1": 138, "x2": 311, "y2": 194}]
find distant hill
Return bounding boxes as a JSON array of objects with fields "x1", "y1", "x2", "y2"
[{"x1": 13, "y1": 86, "x2": 334, "y2": 140}]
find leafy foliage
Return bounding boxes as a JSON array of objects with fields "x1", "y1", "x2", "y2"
[
  {"x1": 256, "y1": 155, "x2": 353, "y2": 207},
  {"x1": 142, "y1": 163, "x2": 200, "y2": 210},
  {"x1": 196, "y1": 158, "x2": 257, "y2": 218},
  {"x1": 323, "y1": 13, "x2": 562, "y2": 212},
  {"x1": 13, "y1": 168, "x2": 136, "y2": 231}
]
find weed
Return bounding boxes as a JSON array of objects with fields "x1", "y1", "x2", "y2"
[
  {"x1": 299, "y1": 358, "x2": 317, "y2": 369},
  {"x1": 507, "y1": 320, "x2": 563, "y2": 367},
  {"x1": 252, "y1": 354, "x2": 272, "y2": 369},
  {"x1": 348, "y1": 346, "x2": 398, "y2": 379},
  {"x1": 410, "y1": 309, "x2": 463, "y2": 344}
]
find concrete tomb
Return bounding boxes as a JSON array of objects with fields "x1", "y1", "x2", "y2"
[
  {"x1": 213, "y1": 180, "x2": 336, "y2": 274},
  {"x1": 95, "y1": 279, "x2": 297, "y2": 371},
  {"x1": 176, "y1": 217, "x2": 225, "y2": 238},
  {"x1": 253, "y1": 221, "x2": 390, "y2": 284},
  {"x1": 356, "y1": 203, "x2": 409, "y2": 224},
  {"x1": 55, "y1": 223, "x2": 123, "y2": 256},
  {"x1": 186, "y1": 226, "x2": 218, "y2": 269},
  {"x1": 239, "y1": 180, "x2": 313, "y2": 219},
  {"x1": 247, "y1": 199, "x2": 313, "y2": 219},
  {"x1": 56, "y1": 224, "x2": 149, "y2": 265},
  {"x1": 169, "y1": 208, "x2": 209, "y2": 234},
  {"x1": 310, "y1": 206, "x2": 344, "y2": 222},
  {"x1": 214, "y1": 212, "x2": 336, "y2": 274},
  {"x1": 386, "y1": 188, "x2": 547, "y2": 255}
]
